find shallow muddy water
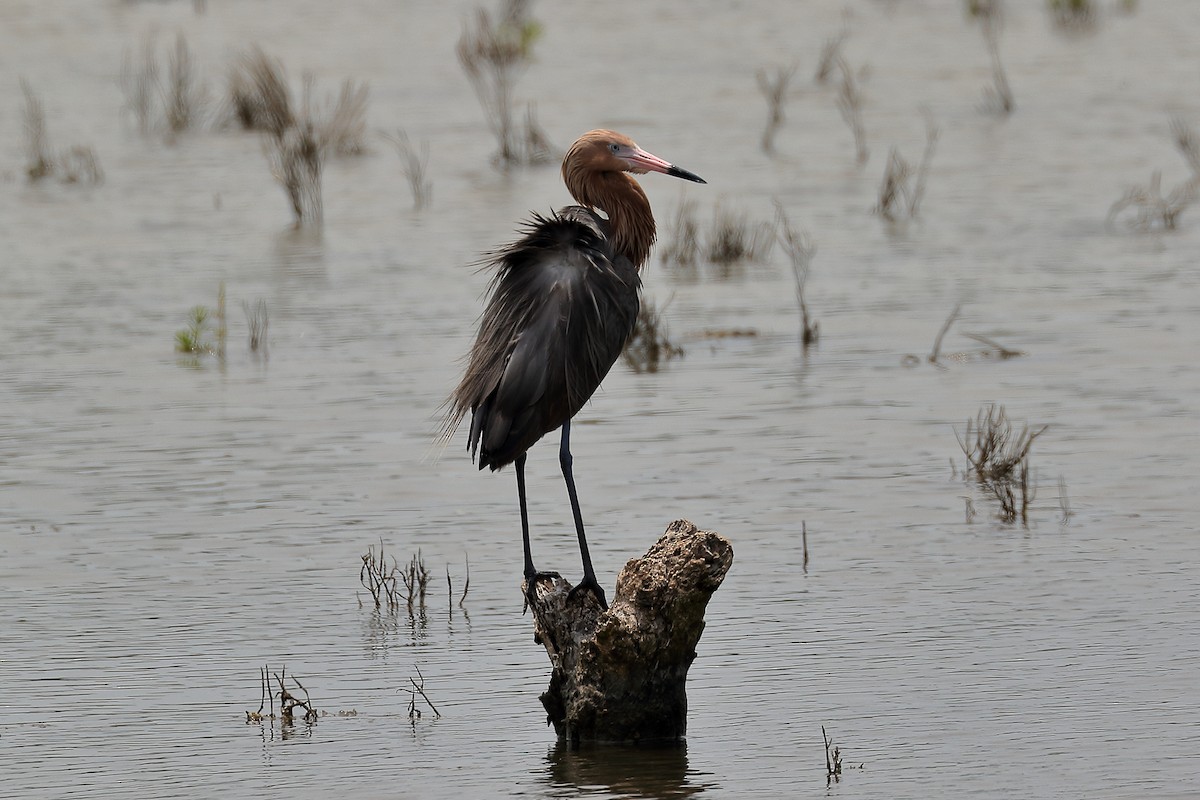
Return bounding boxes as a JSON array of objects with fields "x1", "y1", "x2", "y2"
[{"x1": 2, "y1": 1, "x2": 1199, "y2": 798}]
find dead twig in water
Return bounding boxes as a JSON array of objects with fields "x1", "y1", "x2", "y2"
[
  {"x1": 823, "y1": 725, "x2": 843, "y2": 785},
  {"x1": 929, "y1": 303, "x2": 962, "y2": 364},
  {"x1": 401, "y1": 550, "x2": 431, "y2": 612},
  {"x1": 404, "y1": 665, "x2": 441, "y2": 723},
  {"x1": 247, "y1": 665, "x2": 318, "y2": 725},
  {"x1": 962, "y1": 332, "x2": 1023, "y2": 359},
  {"x1": 361, "y1": 539, "x2": 401, "y2": 611},
  {"x1": 459, "y1": 553, "x2": 471, "y2": 607},
  {"x1": 1057, "y1": 474, "x2": 1073, "y2": 524},
  {"x1": 801, "y1": 521, "x2": 809, "y2": 573}
]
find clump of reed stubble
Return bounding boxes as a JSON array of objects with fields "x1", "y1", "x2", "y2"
[
  {"x1": 622, "y1": 296, "x2": 684, "y2": 374},
  {"x1": 360, "y1": 541, "x2": 470, "y2": 622},
  {"x1": 119, "y1": 32, "x2": 210, "y2": 138},
  {"x1": 967, "y1": 0, "x2": 1014, "y2": 115},
  {"x1": 384, "y1": 129, "x2": 433, "y2": 210},
  {"x1": 833, "y1": 56, "x2": 869, "y2": 166},
  {"x1": 1048, "y1": 0, "x2": 1098, "y2": 32},
  {"x1": 227, "y1": 47, "x2": 370, "y2": 225},
  {"x1": 955, "y1": 404, "x2": 1047, "y2": 526},
  {"x1": 660, "y1": 199, "x2": 774, "y2": 278},
  {"x1": 875, "y1": 110, "x2": 939, "y2": 223},
  {"x1": 1107, "y1": 117, "x2": 1200, "y2": 232},
  {"x1": 20, "y1": 78, "x2": 103, "y2": 185},
  {"x1": 246, "y1": 665, "x2": 318, "y2": 725},
  {"x1": 814, "y1": 29, "x2": 848, "y2": 85},
  {"x1": 756, "y1": 62, "x2": 797, "y2": 155},
  {"x1": 774, "y1": 204, "x2": 819, "y2": 347},
  {"x1": 360, "y1": 539, "x2": 402, "y2": 612},
  {"x1": 242, "y1": 298, "x2": 269, "y2": 357},
  {"x1": 163, "y1": 32, "x2": 206, "y2": 134},
  {"x1": 823, "y1": 726, "x2": 843, "y2": 786},
  {"x1": 457, "y1": 0, "x2": 555, "y2": 168},
  {"x1": 120, "y1": 36, "x2": 159, "y2": 134},
  {"x1": 706, "y1": 203, "x2": 775, "y2": 270},
  {"x1": 659, "y1": 196, "x2": 702, "y2": 269}
]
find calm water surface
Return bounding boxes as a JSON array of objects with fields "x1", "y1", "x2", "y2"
[{"x1": 2, "y1": 1, "x2": 1199, "y2": 798}]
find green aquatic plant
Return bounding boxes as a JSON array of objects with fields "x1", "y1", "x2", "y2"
[
  {"x1": 175, "y1": 305, "x2": 213, "y2": 354},
  {"x1": 175, "y1": 283, "x2": 227, "y2": 363}
]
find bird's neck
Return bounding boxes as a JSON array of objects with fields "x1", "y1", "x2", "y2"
[{"x1": 569, "y1": 171, "x2": 656, "y2": 269}]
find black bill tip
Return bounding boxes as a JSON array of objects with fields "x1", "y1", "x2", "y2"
[{"x1": 667, "y1": 165, "x2": 706, "y2": 184}]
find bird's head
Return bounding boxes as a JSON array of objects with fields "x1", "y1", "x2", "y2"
[{"x1": 563, "y1": 130, "x2": 706, "y2": 204}]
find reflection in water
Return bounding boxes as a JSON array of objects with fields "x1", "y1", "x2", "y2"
[
  {"x1": 272, "y1": 226, "x2": 327, "y2": 287},
  {"x1": 361, "y1": 604, "x2": 436, "y2": 660},
  {"x1": 544, "y1": 740, "x2": 711, "y2": 798}
]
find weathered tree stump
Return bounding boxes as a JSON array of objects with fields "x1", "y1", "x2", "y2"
[{"x1": 523, "y1": 519, "x2": 733, "y2": 744}]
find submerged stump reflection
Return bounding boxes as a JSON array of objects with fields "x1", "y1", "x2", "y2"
[{"x1": 524, "y1": 519, "x2": 733, "y2": 744}]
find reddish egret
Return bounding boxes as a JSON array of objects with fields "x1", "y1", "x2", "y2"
[{"x1": 443, "y1": 130, "x2": 705, "y2": 608}]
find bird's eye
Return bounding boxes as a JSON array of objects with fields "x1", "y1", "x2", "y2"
[{"x1": 608, "y1": 143, "x2": 620, "y2": 154}]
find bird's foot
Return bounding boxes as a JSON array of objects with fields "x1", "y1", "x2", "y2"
[
  {"x1": 567, "y1": 574, "x2": 609, "y2": 611},
  {"x1": 522, "y1": 570, "x2": 562, "y2": 611}
]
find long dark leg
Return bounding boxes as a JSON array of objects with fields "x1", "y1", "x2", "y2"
[
  {"x1": 516, "y1": 453, "x2": 534, "y2": 578},
  {"x1": 559, "y1": 420, "x2": 608, "y2": 609},
  {"x1": 517, "y1": 452, "x2": 559, "y2": 605}
]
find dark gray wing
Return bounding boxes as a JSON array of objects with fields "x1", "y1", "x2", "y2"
[{"x1": 445, "y1": 208, "x2": 640, "y2": 470}]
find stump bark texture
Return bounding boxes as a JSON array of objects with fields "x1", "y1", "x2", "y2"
[{"x1": 524, "y1": 519, "x2": 733, "y2": 743}]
